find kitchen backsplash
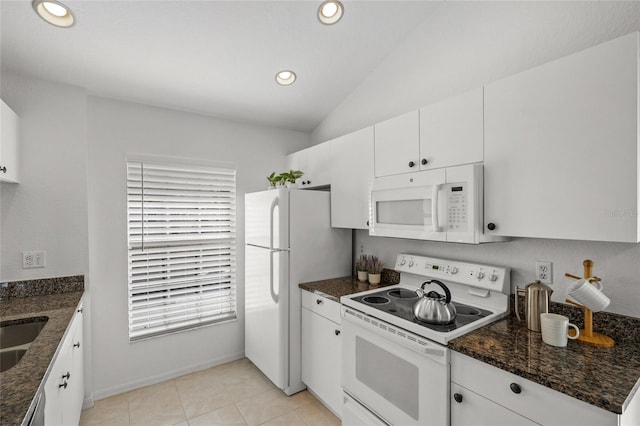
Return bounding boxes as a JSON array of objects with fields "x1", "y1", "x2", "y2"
[{"x1": 355, "y1": 230, "x2": 640, "y2": 318}]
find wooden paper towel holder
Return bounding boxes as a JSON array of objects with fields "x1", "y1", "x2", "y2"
[{"x1": 564, "y1": 260, "x2": 614, "y2": 348}]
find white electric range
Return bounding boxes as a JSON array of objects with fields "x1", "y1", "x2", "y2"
[{"x1": 340, "y1": 254, "x2": 510, "y2": 426}]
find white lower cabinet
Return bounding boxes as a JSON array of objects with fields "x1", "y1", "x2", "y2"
[
  {"x1": 301, "y1": 291, "x2": 342, "y2": 417},
  {"x1": 451, "y1": 351, "x2": 618, "y2": 426},
  {"x1": 44, "y1": 302, "x2": 84, "y2": 426}
]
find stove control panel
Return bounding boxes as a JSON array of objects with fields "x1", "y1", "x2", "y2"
[{"x1": 395, "y1": 254, "x2": 510, "y2": 293}]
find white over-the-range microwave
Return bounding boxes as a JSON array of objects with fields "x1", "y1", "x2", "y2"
[{"x1": 370, "y1": 163, "x2": 507, "y2": 244}]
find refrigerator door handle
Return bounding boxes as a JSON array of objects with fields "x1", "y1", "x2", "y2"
[
  {"x1": 270, "y1": 196, "x2": 279, "y2": 250},
  {"x1": 269, "y1": 250, "x2": 279, "y2": 304}
]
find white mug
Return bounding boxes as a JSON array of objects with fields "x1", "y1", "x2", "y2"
[
  {"x1": 567, "y1": 278, "x2": 610, "y2": 312},
  {"x1": 540, "y1": 313, "x2": 579, "y2": 347}
]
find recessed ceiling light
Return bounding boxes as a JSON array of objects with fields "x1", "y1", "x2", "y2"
[
  {"x1": 276, "y1": 70, "x2": 297, "y2": 86},
  {"x1": 32, "y1": 0, "x2": 75, "y2": 28},
  {"x1": 318, "y1": 0, "x2": 344, "y2": 25}
]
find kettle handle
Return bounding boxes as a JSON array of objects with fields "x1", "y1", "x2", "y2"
[
  {"x1": 420, "y1": 280, "x2": 451, "y2": 304},
  {"x1": 515, "y1": 288, "x2": 525, "y2": 322}
]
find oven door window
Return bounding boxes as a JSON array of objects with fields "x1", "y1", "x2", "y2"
[{"x1": 355, "y1": 336, "x2": 419, "y2": 419}]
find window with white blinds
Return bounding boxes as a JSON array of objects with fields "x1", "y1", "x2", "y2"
[{"x1": 126, "y1": 160, "x2": 236, "y2": 341}]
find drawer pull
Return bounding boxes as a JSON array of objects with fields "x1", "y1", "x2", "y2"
[
  {"x1": 453, "y1": 393, "x2": 463, "y2": 403},
  {"x1": 73, "y1": 342, "x2": 81, "y2": 348},
  {"x1": 59, "y1": 381, "x2": 68, "y2": 389},
  {"x1": 316, "y1": 299, "x2": 323, "y2": 305},
  {"x1": 62, "y1": 372, "x2": 71, "y2": 380},
  {"x1": 77, "y1": 308, "x2": 83, "y2": 313},
  {"x1": 510, "y1": 383, "x2": 522, "y2": 394},
  {"x1": 335, "y1": 329, "x2": 341, "y2": 336}
]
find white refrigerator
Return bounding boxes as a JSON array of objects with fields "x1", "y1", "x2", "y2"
[{"x1": 245, "y1": 188, "x2": 351, "y2": 395}]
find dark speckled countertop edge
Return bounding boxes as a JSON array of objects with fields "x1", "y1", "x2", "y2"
[
  {"x1": 298, "y1": 268, "x2": 401, "y2": 302},
  {"x1": 449, "y1": 314, "x2": 640, "y2": 415},
  {"x1": 0, "y1": 278, "x2": 85, "y2": 426}
]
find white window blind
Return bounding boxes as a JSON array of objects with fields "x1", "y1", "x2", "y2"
[{"x1": 127, "y1": 160, "x2": 236, "y2": 341}]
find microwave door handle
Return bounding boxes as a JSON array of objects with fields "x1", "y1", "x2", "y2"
[{"x1": 432, "y1": 184, "x2": 442, "y2": 232}]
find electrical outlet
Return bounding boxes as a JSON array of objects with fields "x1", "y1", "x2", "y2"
[
  {"x1": 23, "y1": 251, "x2": 46, "y2": 269},
  {"x1": 535, "y1": 260, "x2": 553, "y2": 284}
]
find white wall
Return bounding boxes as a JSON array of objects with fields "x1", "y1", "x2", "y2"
[
  {"x1": 311, "y1": 2, "x2": 640, "y2": 319},
  {"x1": 312, "y1": 1, "x2": 640, "y2": 142},
  {"x1": 87, "y1": 96, "x2": 311, "y2": 398},
  {"x1": 0, "y1": 72, "x2": 89, "y2": 281}
]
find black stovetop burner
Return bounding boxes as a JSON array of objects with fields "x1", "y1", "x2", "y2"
[{"x1": 351, "y1": 287, "x2": 493, "y2": 333}]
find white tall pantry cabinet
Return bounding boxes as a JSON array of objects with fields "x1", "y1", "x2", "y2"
[{"x1": 484, "y1": 32, "x2": 639, "y2": 242}]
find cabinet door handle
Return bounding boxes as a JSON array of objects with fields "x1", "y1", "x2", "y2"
[
  {"x1": 510, "y1": 383, "x2": 522, "y2": 394},
  {"x1": 421, "y1": 158, "x2": 428, "y2": 166},
  {"x1": 366, "y1": 220, "x2": 370, "y2": 227},
  {"x1": 0, "y1": 166, "x2": 6, "y2": 173},
  {"x1": 487, "y1": 223, "x2": 496, "y2": 231},
  {"x1": 453, "y1": 393, "x2": 463, "y2": 403},
  {"x1": 335, "y1": 329, "x2": 341, "y2": 336},
  {"x1": 77, "y1": 308, "x2": 83, "y2": 313},
  {"x1": 408, "y1": 161, "x2": 415, "y2": 168},
  {"x1": 62, "y1": 372, "x2": 71, "y2": 380},
  {"x1": 73, "y1": 342, "x2": 81, "y2": 348},
  {"x1": 58, "y1": 381, "x2": 68, "y2": 389},
  {"x1": 316, "y1": 299, "x2": 323, "y2": 305}
]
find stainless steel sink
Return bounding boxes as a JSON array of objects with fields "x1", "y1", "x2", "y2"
[
  {"x1": 0, "y1": 318, "x2": 48, "y2": 349},
  {"x1": 0, "y1": 349, "x2": 28, "y2": 372}
]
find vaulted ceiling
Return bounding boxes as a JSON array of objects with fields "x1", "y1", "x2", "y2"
[{"x1": 1, "y1": 1, "x2": 438, "y2": 131}]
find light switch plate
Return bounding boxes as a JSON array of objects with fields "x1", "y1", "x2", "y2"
[{"x1": 23, "y1": 251, "x2": 46, "y2": 269}]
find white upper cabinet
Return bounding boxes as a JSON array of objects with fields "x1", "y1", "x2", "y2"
[
  {"x1": 330, "y1": 127, "x2": 374, "y2": 229},
  {"x1": 484, "y1": 32, "x2": 639, "y2": 242},
  {"x1": 419, "y1": 88, "x2": 483, "y2": 170},
  {"x1": 0, "y1": 99, "x2": 19, "y2": 183},
  {"x1": 374, "y1": 110, "x2": 420, "y2": 177},
  {"x1": 286, "y1": 142, "x2": 331, "y2": 188}
]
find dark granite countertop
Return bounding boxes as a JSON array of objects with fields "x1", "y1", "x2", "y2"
[
  {"x1": 0, "y1": 277, "x2": 84, "y2": 426},
  {"x1": 449, "y1": 308, "x2": 640, "y2": 415},
  {"x1": 298, "y1": 269, "x2": 400, "y2": 302}
]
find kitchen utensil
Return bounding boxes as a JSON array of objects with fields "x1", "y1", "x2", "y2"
[
  {"x1": 567, "y1": 278, "x2": 610, "y2": 312},
  {"x1": 540, "y1": 313, "x2": 579, "y2": 347},
  {"x1": 515, "y1": 280, "x2": 553, "y2": 332},
  {"x1": 413, "y1": 279, "x2": 457, "y2": 324}
]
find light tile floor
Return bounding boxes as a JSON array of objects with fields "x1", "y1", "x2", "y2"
[{"x1": 80, "y1": 358, "x2": 340, "y2": 426}]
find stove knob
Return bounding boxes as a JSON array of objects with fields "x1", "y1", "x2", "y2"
[
  {"x1": 408, "y1": 261, "x2": 414, "y2": 267},
  {"x1": 476, "y1": 271, "x2": 485, "y2": 280},
  {"x1": 489, "y1": 272, "x2": 498, "y2": 282},
  {"x1": 450, "y1": 267, "x2": 458, "y2": 275}
]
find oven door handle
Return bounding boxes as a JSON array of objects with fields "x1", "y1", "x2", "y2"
[{"x1": 431, "y1": 184, "x2": 442, "y2": 232}]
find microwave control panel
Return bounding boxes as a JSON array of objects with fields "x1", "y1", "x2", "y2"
[{"x1": 447, "y1": 182, "x2": 468, "y2": 232}]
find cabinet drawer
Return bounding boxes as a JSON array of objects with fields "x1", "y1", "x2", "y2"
[
  {"x1": 301, "y1": 290, "x2": 341, "y2": 324},
  {"x1": 451, "y1": 352, "x2": 616, "y2": 426}
]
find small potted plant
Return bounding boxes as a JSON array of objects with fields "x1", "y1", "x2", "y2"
[
  {"x1": 266, "y1": 172, "x2": 282, "y2": 189},
  {"x1": 279, "y1": 170, "x2": 304, "y2": 189},
  {"x1": 367, "y1": 256, "x2": 383, "y2": 285},
  {"x1": 355, "y1": 254, "x2": 369, "y2": 282}
]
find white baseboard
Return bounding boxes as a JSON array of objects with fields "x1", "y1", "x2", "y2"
[{"x1": 90, "y1": 351, "x2": 245, "y2": 402}]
